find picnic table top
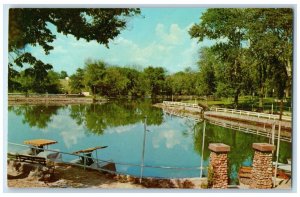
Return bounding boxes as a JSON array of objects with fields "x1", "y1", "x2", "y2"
[
  {"x1": 73, "y1": 146, "x2": 108, "y2": 154},
  {"x1": 24, "y1": 139, "x2": 57, "y2": 147}
]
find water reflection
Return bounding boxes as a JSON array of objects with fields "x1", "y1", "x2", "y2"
[
  {"x1": 9, "y1": 99, "x2": 164, "y2": 133},
  {"x1": 8, "y1": 105, "x2": 62, "y2": 129},
  {"x1": 8, "y1": 99, "x2": 292, "y2": 183}
]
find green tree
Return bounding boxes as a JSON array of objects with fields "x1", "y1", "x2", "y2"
[
  {"x1": 245, "y1": 8, "x2": 293, "y2": 102},
  {"x1": 121, "y1": 67, "x2": 146, "y2": 97},
  {"x1": 197, "y1": 48, "x2": 216, "y2": 96},
  {"x1": 9, "y1": 8, "x2": 140, "y2": 93},
  {"x1": 59, "y1": 70, "x2": 68, "y2": 79},
  {"x1": 190, "y1": 9, "x2": 249, "y2": 108},
  {"x1": 46, "y1": 70, "x2": 62, "y2": 93},
  {"x1": 143, "y1": 66, "x2": 166, "y2": 97},
  {"x1": 102, "y1": 67, "x2": 130, "y2": 97},
  {"x1": 69, "y1": 68, "x2": 85, "y2": 94},
  {"x1": 83, "y1": 60, "x2": 107, "y2": 95}
]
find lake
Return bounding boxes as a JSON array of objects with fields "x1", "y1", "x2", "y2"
[{"x1": 7, "y1": 99, "x2": 292, "y2": 184}]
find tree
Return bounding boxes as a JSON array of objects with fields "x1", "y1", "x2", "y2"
[
  {"x1": 165, "y1": 69, "x2": 198, "y2": 96},
  {"x1": 189, "y1": 8, "x2": 248, "y2": 108},
  {"x1": 143, "y1": 66, "x2": 166, "y2": 97},
  {"x1": 8, "y1": 8, "x2": 141, "y2": 92},
  {"x1": 120, "y1": 67, "x2": 146, "y2": 97},
  {"x1": 59, "y1": 71, "x2": 68, "y2": 79},
  {"x1": 83, "y1": 60, "x2": 107, "y2": 95},
  {"x1": 46, "y1": 70, "x2": 62, "y2": 93},
  {"x1": 69, "y1": 68, "x2": 85, "y2": 93},
  {"x1": 102, "y1": 67, "x2": 130, "y2": 97},
  {"x1": 197, "y1": 48, "x2": 216, "y2": 96},
  {"x1": 245, "y1": 8, "x2": 293, "y2": 101}
]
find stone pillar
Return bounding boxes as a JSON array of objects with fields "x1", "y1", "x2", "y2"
[
  {"x1": 208, "y1": 143, "x2": 230, "y2": 189},
  {"x1": 250, "y1": 143, "x2": 275, "y2": 189}
]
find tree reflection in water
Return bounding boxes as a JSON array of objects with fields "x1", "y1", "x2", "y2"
[{"x1": 192, "y1": 121, "x2": 292, "y2": 185}]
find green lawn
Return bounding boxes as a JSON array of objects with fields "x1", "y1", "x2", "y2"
[{"x1": 183, "y1": 96, "x2": 292, "y2": 114}]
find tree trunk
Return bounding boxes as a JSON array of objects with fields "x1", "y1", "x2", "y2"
[
  {"x1": 259, "y1": 85, "x2": 264, "y2": 108},
  {"x1": 279, "y1": 99, "x2": 283, "y2": 121},
  {"x1": 285, "y1": 59, "x2": 292, "y2": 98},
  {"x1": 234, "y1": 89, "x2": 240, "y2": 109}
]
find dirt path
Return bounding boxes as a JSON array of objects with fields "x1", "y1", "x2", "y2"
[{"x1": 7, "y1": 162, "x2": 144, "y2": 189}]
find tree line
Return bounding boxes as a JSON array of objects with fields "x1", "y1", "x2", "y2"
[{"x1": 68, "y1": 60, "x2": 199, "y2": 98}]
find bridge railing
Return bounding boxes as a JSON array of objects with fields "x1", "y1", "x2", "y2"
[
  {"x1": 210, "y1": 107, "x2": 291, "y2": 122},
  {"x1": 163, "y1": 101, "x2": 202, "y2": 110},
  {"x1": 207, "y1": 120, "x2": 291, "y2": 142}
]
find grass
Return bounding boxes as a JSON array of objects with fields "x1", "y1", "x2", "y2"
[{"x1": 183, "y1": 96, "x2": 292, "y2": 114}]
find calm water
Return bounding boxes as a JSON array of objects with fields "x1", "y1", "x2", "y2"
[{"x1": 7, "y1": 99, "x2": 291, "y2": 184}]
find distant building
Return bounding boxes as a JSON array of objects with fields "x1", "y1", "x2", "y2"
[{"x1": 65, "y1": 77, "x2": 69, "y2": 80}]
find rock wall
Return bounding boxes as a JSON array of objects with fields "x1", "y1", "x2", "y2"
[
  {"x1": 209, "y1": 152, "x2": 228, "y2": 189},
  {"x1": 250, "y1": 151, "x2": 273, "y2": 189}
]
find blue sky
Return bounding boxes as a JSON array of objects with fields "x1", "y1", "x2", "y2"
[{"x1": 26, "y1": 8, "x2": 210, "y2": 75}]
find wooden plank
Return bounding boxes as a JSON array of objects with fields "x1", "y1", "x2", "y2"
[
  {"x1": 24, "y1": 139, "x2": 57, "y2": 147},
  {"x1": 239, "y1": 166, "x2": 252, "y2": 173},
  {"x1": 73, "y1": 146, "x2": 108, "y2": 154},
  {"x1": 16, "y1": 154, "x2": 46, "y2": 165},
  {"x1": 238, "y1": 173, "x2": 252, "y2": 178}
]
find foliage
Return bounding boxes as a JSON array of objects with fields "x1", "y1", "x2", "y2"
[
  {"x1": 245, "y1": 8, "x2": 293, "y2": 99},
  {"x1": 69, "y1": 68, "x2": 85, "y2": 93},
  {"x1": 166, "y1": 68, "x2": 198, "y2": 96},
  {"x1": 207, "y1": 165, "x2": 214, "y2": 188},
  {"x1": 102, "y1": 67, "x2": 130, "y2": 97},
  {"x1": 8, "y1": 8, "x2": 140, "y2": 93},
  {"x1": 189, "y1": 8, "x2": 293, "y2": 108},
  {"x1": 83, "y1": 60, "x2": 107, "y2": 95},
  {"x1": 11, "y1": 69, "x2": 62, "y2": 93},
  {"x1": 143, "y1": 66, "x2": 166, "y2": 97},
  {"x1": 59, "y1": 71, "x2": 68, "y2": 79},
  {"x1": 197, "y1": 48, "x2": 216, "y2": 96}
]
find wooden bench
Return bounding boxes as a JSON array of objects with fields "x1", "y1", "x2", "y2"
[{"x1": 16, "y1": 154, "x2": 46, "y2": 165}]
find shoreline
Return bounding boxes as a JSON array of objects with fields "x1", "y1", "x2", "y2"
[
  {"x1": 8, "y1": 95, "x2": 107, "y2": 105},
  {"x1": 7, "y1": 160, "x2": 207, "y2": 189}
]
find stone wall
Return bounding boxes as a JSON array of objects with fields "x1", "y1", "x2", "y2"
[
  {"x1": 208, "y1": 143, "x2": 230, "y2": 189},
  {"x1": 209, "y1": 152, "x2": 228, "y2": 188},
  {"x1": 250, "y1": 143, "x2": 274, "y2": 189}
]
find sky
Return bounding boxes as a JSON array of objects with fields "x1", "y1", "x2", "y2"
[{"x1": 26, "y1": 8, "x2": 211, "y2": 75}]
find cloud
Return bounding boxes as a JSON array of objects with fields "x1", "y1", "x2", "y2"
[
  {"x1": 25, "y1": 22, "x2": 201, "y2": 74},
  {"x1": 152, "y1": 130, "x2": 181, "y2": 149},
  {"x1": 155, "y1": 23, "x2": 184, "y2": 45},
  {"x1": 45, "y1": 113, "x2": 87, "y2": 149},
  {"x1": 60, "y1": 128, "x2": 86, "y2": 149},
  {"x1": 106, "y1": 124, "x2": 137, "y2": 134}
]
